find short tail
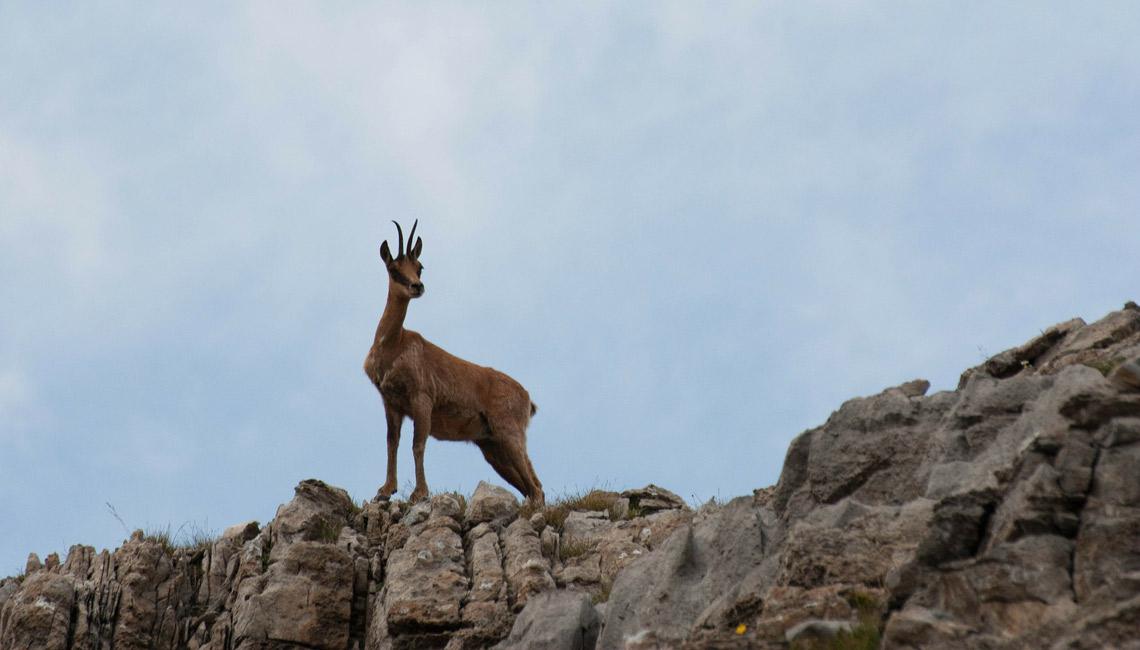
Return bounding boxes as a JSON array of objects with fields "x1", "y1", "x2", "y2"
[{"x1": 530, "y1": 402, "x2": 538, "y2": 416}]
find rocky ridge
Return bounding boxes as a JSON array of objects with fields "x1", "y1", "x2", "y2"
[{"x1": 3, "y1": 302, "x2": 1140, "y2": 649}]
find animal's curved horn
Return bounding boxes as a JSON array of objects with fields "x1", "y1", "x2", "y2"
[
  {"x1": 407, "y1": 219, "x2": 418, "y2": 257},
  {"x1": 391, "y1": 220, "x2": 404, "y2": 258}
]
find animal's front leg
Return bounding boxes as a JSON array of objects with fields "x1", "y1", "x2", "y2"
[
  {"x1": 377, "y1": 405, "x2": 401, "y2": 500},
  {"x1": 409, "y1": 397, "x2": 432, "y2": 503}
]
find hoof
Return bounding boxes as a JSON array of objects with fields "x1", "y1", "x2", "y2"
[{"x1": 376, "y1": 482, "x2": 398, "y2": 502}]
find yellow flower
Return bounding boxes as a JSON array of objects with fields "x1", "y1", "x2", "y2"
[{"x1": 735, "y1": 623, "x2": 747, "y2": 635}]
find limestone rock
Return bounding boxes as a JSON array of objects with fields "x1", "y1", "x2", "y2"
[
  {"x1": 233, "y1": 541, "x2": 354, "y2": 648},
  {"x1": 778, "y1": 499, "x2": 932, "y2": 588},
  {"x1": 597, "y1": 496, "x2": 768, "y2": 647},
  {"x1": 380, "y1": 499, "x2": 468, "y2": 634},
  {"x1": 273, "y1": 478, "x2": 358, "y2": 547},
  {"x1": 561, "y1": 510, "x2": 611, "y2": 545},
  {"x1": 466, "y1": 481, "x2": 520, "y2": 525},
  {"x1": 893, "y1": 378, "x2": 931, "y2": 397},
  {"x1": 1111, "y1": 356, "x2": 1140, "y2": 391},
  {"x1": 502, "y1": 518, "x2": 555, "y2": 611},
  {"x1": 2, "y1": 304, "x2": 1139, "y2": 649},
  {"x1": 495, "y1": 590, "x2": 600, "y2": 650},
  {"x1": 620, "y1": 484, "x2": 688, "y2": 515},
  {"x1": 785, "y1": 618, "x2": 854, "y2": 643},
  {"x1": 0, "y1": 572, "x2": 75, "y2": 650},
  {"x1": 462, "y1": 523, "x2": 512, "y2": 642}
]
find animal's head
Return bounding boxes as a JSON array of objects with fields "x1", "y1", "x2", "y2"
[{"x1": 380, "y1": 220, "x2": 425, "y2": 299}]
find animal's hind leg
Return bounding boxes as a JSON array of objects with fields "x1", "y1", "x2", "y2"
[
  {"x1": 500, "y1": 436, "x2": 545, "y2": 506},
  {"x1": 476, "y1": 440, "x2": 529, "y2": 497},
  {"x1": 521, "y1": 450, "x2": 544, "y2": 505}
]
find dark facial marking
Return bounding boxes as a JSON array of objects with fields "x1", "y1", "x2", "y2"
[{"x1": 389, "y1": 267, "x2": 414, "y2": 287}]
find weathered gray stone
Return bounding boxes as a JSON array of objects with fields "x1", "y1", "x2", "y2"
[
  {"x1": 466, "y1": 481, "x2": 520, "y2": 525},
  {"x1": 273, "y1": 478, "x2": 357, "y2": 546},
  {"x1": 111, "y1": 532, "x2": 179, "y2": 649},
  {"x1": 959, "y1": 317, "x2": 1085, "y2": 386},
  {"x1": 466, "y1": 524, "x2": 506, "y2": 603},
  {"x1": 0, "y1": 572, "x2": 74, "y2": 650},
  {"x1": 502, "y1": 518, "x2": 555, "y2": 611},
  {"x1": 785, "y1": 618, "x2": 853, "y2": 643},
  {"x1": 233, "y1": 540, "x2": 354, "y2": 648},
  {"x1": 598, "y1": 496, "x2": 768, "y2": 647},
  {"x1": 382, "y1": 514, "x2": 467, "y2": 633},
  {"x1": 1073, "y1": 502, "x2": 1140, "y2": 602},
  {"x1": 779, "y1": 499, "x2": 932, "y2": 588},
  {"x1": 1048, "y1": 594, "x2": 1140, "y2": 650},
  {"x1": 561, "y1": 510, "x2": 611, "y2": 545},
  {"x1": 894, "y1": 378, "x2": 931, "y2": 397},
  {"x1": 1110, "y1": 357, "x2": 1140, "y2": 392},
  {"x1": 495, "y1": 590, "x2": 600, "y2": 650},
  {"x1": 620, "y1": 484, "x2": 688, "y2": 514}
]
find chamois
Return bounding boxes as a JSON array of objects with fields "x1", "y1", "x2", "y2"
[{"x1": 363, "y1": 221, "x2": 544, "y2": 505}]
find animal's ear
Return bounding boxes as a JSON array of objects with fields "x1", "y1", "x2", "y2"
[
  {"x1": 411, "y1": 237, "x2": 423, "y2": 259},
  {"x1": 380, "y1": 241, "x2": 393, "y2": 264}
]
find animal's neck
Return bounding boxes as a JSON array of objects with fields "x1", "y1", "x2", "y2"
[{"x1": 374, "y1": 285, "x2": 410, "y2": 349}]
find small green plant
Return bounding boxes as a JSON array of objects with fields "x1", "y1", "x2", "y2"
[
  {"x1": 348, "y1": 497, "x2": 364, "y2": 517},
  {"x1": 834, "y1": 622, "x2": 880, "y2": 650},
  {"x1": 845, "y1": 590, "x2": 879, "y2": 615}
]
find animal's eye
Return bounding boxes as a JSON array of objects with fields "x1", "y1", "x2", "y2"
[{"x1": 417, "y1": 265, "x2": 424, "y2": 275}]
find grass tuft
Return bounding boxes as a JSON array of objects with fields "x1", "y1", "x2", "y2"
[
  {"x1": 312, "y1": 518, "x2": 342, "y2": 543},
  {"x1": 790, "y1": 589, "x2": 884, "y2": 649},
  {"x1": 440, "y1": 490, "x2": 468, "y2": 514},
  {"x1": 591, "y1": 579, "x2": 613, "y2": 604},
  {"x1": 558, "y1": 538, "x2": 598, "y2": 562},
  {"x1": 845, "y1": 590, "x2": 879, "y2": 614},
  {"x1": 1085, "y1": 357, "x2": 1125, "y2": 376},
  {"x1": 143, "y1": 526, "x2": 176, "y2": 554},
  {"x1": 520, "y1": 488, "x2": 620, "y2": 532},
  {"x1": 144, "y1": 521, "x2": 217, "y2": 554}
]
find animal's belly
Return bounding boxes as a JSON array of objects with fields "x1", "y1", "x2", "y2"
[{"x1": 430, "y1": 411, "x2": 487, "y2": 441}]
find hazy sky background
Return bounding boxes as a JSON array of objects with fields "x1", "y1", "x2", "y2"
[{"x1": 2, "y1": 3, "x2": 1139, "y2": 573}]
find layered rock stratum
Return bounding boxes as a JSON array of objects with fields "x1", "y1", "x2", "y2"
[{"x1": 4, "y1": 303, "x2": 1140, "y2": 649}]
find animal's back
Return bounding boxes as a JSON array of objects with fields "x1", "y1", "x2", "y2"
[{"x1": 417, "y1": 333, "x2": 534, "y2": 423}]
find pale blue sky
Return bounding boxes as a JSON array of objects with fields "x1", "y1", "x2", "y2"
[{"x1": 2, "y1": 3, "x2": 1139, "y2": 573}]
